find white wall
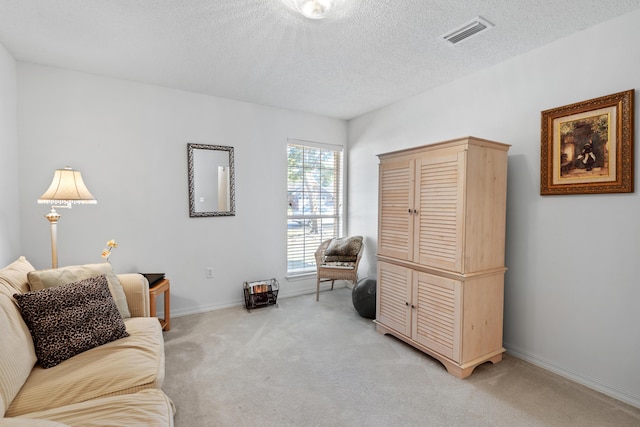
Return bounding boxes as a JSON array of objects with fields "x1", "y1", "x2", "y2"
[
  {"x1": 0, "y1": 43, "x2": 20, "y2": 265},
  {"x1": 17, "y1": 64, "x2": 347, "y2": 314},
  {"x1": 348, "y1": 10, "x2": 640, "y2": 407}
]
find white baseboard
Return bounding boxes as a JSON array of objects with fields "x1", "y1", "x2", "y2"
[
  {"x1": 167, "y1": 283, "x2": 349, "y2": 318},
  {"x1": 504, "y1": 343, "x2": 640, "y2": 409}
]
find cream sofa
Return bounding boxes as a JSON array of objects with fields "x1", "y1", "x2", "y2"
[{"x1": 0, "y1": 257, "x2": 175, "y2": 426}]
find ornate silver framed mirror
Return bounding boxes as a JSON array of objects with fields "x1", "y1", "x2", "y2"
[{"x1": 187, "y1": 143, "x2": 235, "y2": 217}]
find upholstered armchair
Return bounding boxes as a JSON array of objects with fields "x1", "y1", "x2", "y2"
[{"x1": 314, "y1": 236, "x2": 364, "y2": 301}]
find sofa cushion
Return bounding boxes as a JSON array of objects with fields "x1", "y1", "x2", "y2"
[
  {"x1": 13, "y1": 275, "x2": 129, "y2": 369},
  {"x1": 11, "y1": 389, "x2": 174, "y2": 427},
  {"x1": 0, "y1": 419, "x2": 68, "y2": 426},
  {"x1": 0, "y1": 256, "x2": 35, "y2": 295},
  {"x1": 0, "y1": 294, "x2": 38, "y2": 417},
  {"x1": 6, "y1": 317, "x2": 164, "y2": 417},
  {"x1": 27, "y1": 263, "x2": 130, "y2": 318}
]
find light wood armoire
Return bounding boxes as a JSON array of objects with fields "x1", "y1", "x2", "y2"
[{"x1": 375, "y1": 136, "x2": 510, "y2": 378}]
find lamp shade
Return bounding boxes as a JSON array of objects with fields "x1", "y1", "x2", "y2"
[{"x1": 38, "y1": 167, "x2": 97, "y2": 205}]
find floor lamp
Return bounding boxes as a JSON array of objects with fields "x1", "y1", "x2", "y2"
[{"x1": 38, "y1": 167, "x2": 97, "y2": 269}]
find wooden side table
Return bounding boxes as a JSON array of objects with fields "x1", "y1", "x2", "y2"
[{"x1": 149, "y1": 278, "x2": 170, "y2": 331}]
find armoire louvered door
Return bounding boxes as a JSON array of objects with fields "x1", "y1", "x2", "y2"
[
  {"x1": 376, "y1": 261, "x2": 411, "y2": 336},
  {"x1": 414, "y1": 150, "x2": 465, "y2": 272},
  {"x1": 378, "y1": 159, "x2": 414, "y2": 261},
  {"x1": 412, "y1": 272, "x2": 461, "y2": 362},
  {"x1": 375, "y1": 137, "x2": 510, "y2": 379}
]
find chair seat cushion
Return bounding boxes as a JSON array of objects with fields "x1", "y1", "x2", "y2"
[
  {"x1": 320, "y1": 262, "x2": 356, "y2": 269},
  {"x1": 324, "y1": 255, "x2": 358, "y2": 262}
]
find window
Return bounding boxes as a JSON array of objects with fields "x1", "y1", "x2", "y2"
[{"x1": 287, "y1": 140, "x2": 343, "y2": 275}]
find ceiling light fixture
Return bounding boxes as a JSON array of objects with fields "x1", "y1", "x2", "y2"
[{"x1": 295, "y1": 0, "x2": 333, "y2": 19}]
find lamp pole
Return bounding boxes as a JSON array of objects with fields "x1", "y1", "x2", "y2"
[{"x1": 45, "y1": 207, "x2": 61, "y2": 268}]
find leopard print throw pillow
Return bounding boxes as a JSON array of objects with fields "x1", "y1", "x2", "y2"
[{"x1": 13, "y1": 274, "x2": 129, "y2": 368}]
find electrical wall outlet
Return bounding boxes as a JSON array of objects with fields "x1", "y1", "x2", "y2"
[{"x1": 206, "y1": 267, "x2": 213, "y2": 278}]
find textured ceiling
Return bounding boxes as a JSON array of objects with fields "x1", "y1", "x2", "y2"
[{"x1": 0, "y1": 0, "x2": 639, "y2": 119}]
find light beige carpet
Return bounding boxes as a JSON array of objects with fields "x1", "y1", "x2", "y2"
[{"x1": 163, "y1": 287, "x2": 640, "y2": 426}]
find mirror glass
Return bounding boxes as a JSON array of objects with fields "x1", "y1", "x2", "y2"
[{"x1": 187, "y1": 143, "x2": 235, "y2": 217}]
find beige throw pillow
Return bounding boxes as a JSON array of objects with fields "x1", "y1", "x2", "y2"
[
  {"x1": 0, "y1": 256, "x2": 35, "y2": 295},
  {"x1": 27, "y1": 263, "x2": 130, "y2": 318}
]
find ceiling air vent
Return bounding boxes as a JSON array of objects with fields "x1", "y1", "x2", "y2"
[{"x1": 441, "y1": 16, "x2": 493, "y2": 45}]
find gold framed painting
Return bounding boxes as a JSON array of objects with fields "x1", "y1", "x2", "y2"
[{"x1": 540, "y1": 89, "x2": 634, "y2": 195}]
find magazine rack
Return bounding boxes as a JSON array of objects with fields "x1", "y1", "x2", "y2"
[{"x1": 243, "y1": 278, "x2": 279, "y2": 312}]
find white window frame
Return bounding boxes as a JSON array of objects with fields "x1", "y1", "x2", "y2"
[{"x1": 286, "y1": 139, "x2": 344, "y2": 277}]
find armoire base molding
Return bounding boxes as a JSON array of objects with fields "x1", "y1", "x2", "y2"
[{"x1": 375, "y1": 321, "x2": 505, "y2": 378}]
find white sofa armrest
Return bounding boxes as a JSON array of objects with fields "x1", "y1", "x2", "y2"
[{"x1": 117, "y1": 274, "x2": 150, "y2": 317}]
